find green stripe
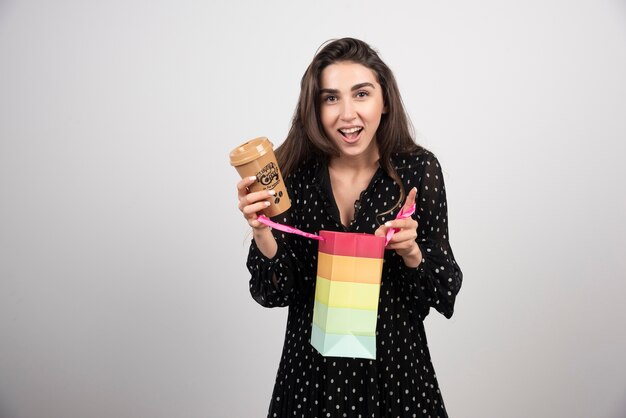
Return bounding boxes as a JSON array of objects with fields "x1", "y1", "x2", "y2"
[{"x1": 313, "y1": 301, "x2": 377, "y2": 336}]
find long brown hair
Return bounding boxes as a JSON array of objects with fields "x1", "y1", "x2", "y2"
[{"x1": 275, "y1": 37, "x2": 423, "y2": 209}]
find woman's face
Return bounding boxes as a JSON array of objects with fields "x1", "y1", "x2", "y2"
[{"x1": 319, "y1": 62, "x2": 386, "y2": 161}]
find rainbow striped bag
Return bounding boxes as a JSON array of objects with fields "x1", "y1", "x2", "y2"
[
  {"x1": 310, "y1": 231, "x2": 385, "y2": 359},
  {"x1": 257, "y1": 203, "x2": 414, "y2": 360}
]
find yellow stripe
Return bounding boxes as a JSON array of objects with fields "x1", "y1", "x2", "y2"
[
  {"x1": 314, "y1": 276, "x2": 380, "y2": 310},
  {"x1": 317, "y1": 252, "x2": 383, "y2": 284}
]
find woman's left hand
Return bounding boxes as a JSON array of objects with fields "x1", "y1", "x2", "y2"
[{"x1": 374, "y1": 187, "x2": 423, "y2": 268}]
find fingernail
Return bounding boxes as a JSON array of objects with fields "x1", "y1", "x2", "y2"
[
  {"x1": 268, "y1": 190, "x2": 276, "y2": 196},
  {"x1": 249, "y1": 176, "x2": 257, "y2": 181},
  {"x1": 264, "y1": 201, "x2": 271, "y2": 207},
  {"x1": 385, "y1": 222, "x2": 391, "y2": 227}
]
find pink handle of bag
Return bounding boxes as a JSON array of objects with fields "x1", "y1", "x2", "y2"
[
  {"x1": 256, "y1": 215, "x2": 325, "y2": 241},
  {"x1": 256, "y1": 203, "x2": 415, "y2": 245},
  {"x1": 384, "y1": 203, "x2": 416, "y2": 245}
]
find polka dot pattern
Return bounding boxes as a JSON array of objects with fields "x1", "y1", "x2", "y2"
[{"x1": 246, "y1": 151, "x2": 462, "y2": 417}]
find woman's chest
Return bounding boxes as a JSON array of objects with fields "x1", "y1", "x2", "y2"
[{"x1": 293, "y1": 175, "x2": 403, "y2": 235}]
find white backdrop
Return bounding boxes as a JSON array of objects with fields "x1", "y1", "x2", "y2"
[{"x1": 1, "y1": 1, "x2": 625, "y2": 417}]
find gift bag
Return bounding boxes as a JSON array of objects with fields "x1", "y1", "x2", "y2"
[
  {"x1": 256, "y1": 203, "x2": 414, "y2": 360},
  {"x1": 310, "y1": 231, "x2": 385, "y2": 359}
]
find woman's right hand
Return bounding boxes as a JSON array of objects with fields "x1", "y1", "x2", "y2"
[
  {"x1": 237, "y1": 176, "x2": 276, "y2": 230},
  {"x1": 237, "y1": 176, "x2": 279, "y2": 259}
]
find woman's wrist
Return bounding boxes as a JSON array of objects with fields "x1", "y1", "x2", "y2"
[
  {"x1": 253, "y1": 227, "x2": 278, "y2": 259},
  {"x1": 401, "y1": 244, "x2": 423, "y2": 268}
]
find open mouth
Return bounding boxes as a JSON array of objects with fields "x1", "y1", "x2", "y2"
[{"x1": 338, "y1": 127, "x2": 363, "y2": 141}]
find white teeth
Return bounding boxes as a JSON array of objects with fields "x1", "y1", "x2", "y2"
[{"x1": 340, "y1": 127, "x2": 362, "y2": 134}]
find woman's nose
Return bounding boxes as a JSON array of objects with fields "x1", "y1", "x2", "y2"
[{"x1": 340, "y1": 101, "x2": 356, "y2": 121}]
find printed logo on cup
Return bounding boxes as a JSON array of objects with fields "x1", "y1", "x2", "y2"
[{"x1": 257, "y1": 162, "x2": 279, "y2": 187}]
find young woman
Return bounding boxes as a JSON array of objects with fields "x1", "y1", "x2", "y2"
[{"x1": 236, "y1": 37, "x2": 462, "y2": 418}]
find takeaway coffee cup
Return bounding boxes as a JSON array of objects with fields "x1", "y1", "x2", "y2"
[{"x1": 230, "y1": 137, "x2": 291, "y2": 217}]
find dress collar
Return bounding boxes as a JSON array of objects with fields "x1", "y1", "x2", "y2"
[{"x1": 310, "y1": 158, "x2": 385, "y2": 231}]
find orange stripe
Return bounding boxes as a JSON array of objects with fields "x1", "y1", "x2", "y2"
[{"x1": 317, "y1": 252, "x2": 383, "y2": 284}]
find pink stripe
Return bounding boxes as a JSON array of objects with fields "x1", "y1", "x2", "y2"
[{"x1": 318, "y1": 231, "x2": 385, "y2": 259}]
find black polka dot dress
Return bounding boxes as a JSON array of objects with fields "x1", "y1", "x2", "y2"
[{"x1": 247, "y1": 150, "x2": 463, "y2": 418}]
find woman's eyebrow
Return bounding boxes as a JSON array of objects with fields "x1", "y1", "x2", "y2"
[
  {"x1": 351, "y1": 82, "x2": 375, "y2": 91},
  {"x1": 320, "y1": 82, "x2": 375, "y2": 95}
]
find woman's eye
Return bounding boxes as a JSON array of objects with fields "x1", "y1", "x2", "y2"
[
  {"x1": 323, "y1": 95, "x2": 337, "y2": 103},
  {"x1": 356, "y1": 91, "x2": 369, "y2": 98}
]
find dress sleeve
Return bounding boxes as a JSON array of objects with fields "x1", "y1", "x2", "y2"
[
  {"x1": 398, "y1": 155, "x2": 463, "y2": 318},
  {"x1": 246, "y1": 181, "x2": 306, "y2": 308}
]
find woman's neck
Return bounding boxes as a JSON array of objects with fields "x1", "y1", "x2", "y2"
[{"x1": 328, "y1": 147, "x2": 380, "y2": 173}]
